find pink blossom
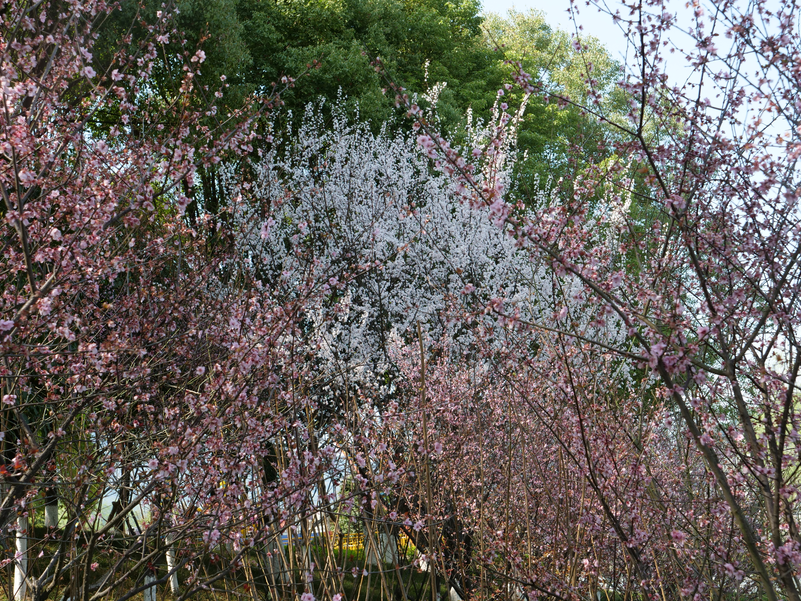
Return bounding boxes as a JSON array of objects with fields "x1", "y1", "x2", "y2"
[
  {"x1": 671, "y1": 530, "x2": 687, "y2": 544},
  {"x1": 18, "y1": 168, "x2": 36, "y2": 185},
  {"x1": 260, "y1": 218, "x2": 275, "y2": 239}
]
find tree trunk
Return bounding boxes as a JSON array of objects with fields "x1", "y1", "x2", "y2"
[
  {"x1": 366, "y1": 531, "x2": 397, "y2": 566},
  {"x1": 44, "y1": 487, "x2": 58, "y2": 528},
  {"x1": 143, "y1": 571, "x2": 157, "y2": 601},
  {"x1": 13, "y1": 514, "x2": 27, "y2": 601},
  {"x1": 166, "y1": 534, "x2": 179, "y2": 595}
]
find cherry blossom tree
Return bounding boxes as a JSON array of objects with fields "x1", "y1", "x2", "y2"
[
  {"x1": 0, "y1": 1, "x2": 338, "y2": 599},
  {"x1": 406, "y1": 0, "x2": 801, "y2": 599},
  {"x1": 227, "y1": 98, "x2": 556, "y2": 396}
]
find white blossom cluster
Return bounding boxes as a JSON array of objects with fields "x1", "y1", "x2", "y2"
[{"x1": 226, "y1": 102, "x2": 619, "y2": 389}]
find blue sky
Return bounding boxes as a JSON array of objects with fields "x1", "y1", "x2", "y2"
[{"x1": 479, "y1": 0, "x2": 715, "y2": 90}]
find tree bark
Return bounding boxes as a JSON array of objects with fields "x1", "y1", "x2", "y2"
[
  {"x1": 43, "y1": 487, "x2": 58, "y2": 529},
  {"x1": 13, "y1": 514, "x2": 27, "y2": 601},
  {"x1": 166, "y1": 533, "x2": 179, "y2": 595}
]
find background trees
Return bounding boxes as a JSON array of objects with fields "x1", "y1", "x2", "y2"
[
  {"x1": 481, "y1": 10, "x2": 628, "y2": 192},
  {"x1": 235, "y1": 0, "x2": 501, "y2": 125}
]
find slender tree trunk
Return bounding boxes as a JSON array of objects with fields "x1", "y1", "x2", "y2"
[
  {"x1": 13, "y1": 514, "x2": 27, "y2": 601},
  {"x1": 166, "y1": 533, "x2": 179, "y2": 595},
  {"x1": 143, "y1": 569, "x2": 157, "y2": 601},
  {"x1": 366, "y1": 529, "x2": 397, "y2": 566},
  {"x1": 44, "y1": 487, "x2": 58, "y2": 528},
  {"x1": 264, "y1": 535, "x2": 286, "y2": 585}
]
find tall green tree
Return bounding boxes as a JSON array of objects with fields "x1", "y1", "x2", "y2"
[
  {"x1": 483, "y1": 10, "x2": 628, "y2": 195},
  {"x1": 236, "y1": 0, "x2": 503, "y2": 125}
]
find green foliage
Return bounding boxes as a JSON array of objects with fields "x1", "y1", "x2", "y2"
[
  {"x1": 91, "y1": 1, "x2": 631, "y2": 216},
  {"x1": 236, "y1": 0, "x2": 502, "y2": 126},
  {"x1": 173, "y1": 0, "x2": 253, "y2": 96},
  {"x1": 483, "y1": 10, "x2": 628, "y2": 196}
]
